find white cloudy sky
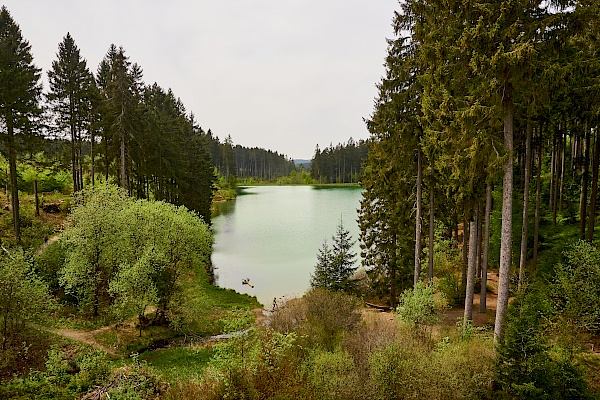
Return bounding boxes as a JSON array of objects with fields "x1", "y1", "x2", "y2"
[{"x1": 3, "y1": 1, "x2": 397, "y2": 159}]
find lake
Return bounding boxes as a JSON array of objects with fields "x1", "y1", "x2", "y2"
[{"x1": 212, "y1": 185, "x2": 363, "y2": 306}]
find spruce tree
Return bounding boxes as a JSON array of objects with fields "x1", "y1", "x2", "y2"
[
  {"x1": 311, "y1": 221, "x2": 357, "y2": 291},
  {"x1": 47, "y1": 32, "x2": 95, "y2": 192},
  {"x1": 0, "y1": 6, "x2": 42, "y2": 242}
]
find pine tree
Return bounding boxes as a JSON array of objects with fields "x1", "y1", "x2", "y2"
[
  {"x1": 0, "y1": 6, "x2": 42, "y2": 242},
  {"x1": 311, "y1": 221, "x2": 357, "y2": 291},
  {"x1": 311, "y1": 241, "x2": 335, "y2": 290},
  {"x1": 47, "y1": 32, "x2": 95, "y2": 192}
]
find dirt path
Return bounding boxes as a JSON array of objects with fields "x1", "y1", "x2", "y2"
[
  {"x1": 32, "y1": 324, "x2": 117, "y2": 356},
  {"x1": 35, "y1": 234, "x2": 61, "y2": 255}
]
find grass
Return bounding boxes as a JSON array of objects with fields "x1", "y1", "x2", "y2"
[
  {"x1": 179, "y1": 269, "x2": 261, "y2": 336},
  {"x1": 140, "y1": 347, "x2": 214, "y2": 381}
]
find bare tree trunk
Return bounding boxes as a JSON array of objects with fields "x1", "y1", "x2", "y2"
[
  {"x1": 553, "y1": 129, "x2": 561, "y2": 226},
  {"x1": 464, "y1": 205, "x2": 479, "y2": 325},
  {"x1": 494, "y1": 87, "x2": 514, "y2": 343},
  {"x1": 550, "y1": 132, "x2": 556, "y2": 212},
  {"x1": 391, "y1": 232, "x2": 397, "y2": 306},
  {"x1": 121, "y1": 128, "x2": 127, "y2": 189},
  {"x1": 34, "y1": 180, "x2": 39, "y2": 217},
  {"x1": 533, "y1": 130, "x2": 543, "y2": 268},
  {"x1": 580, "y1": 121, "x2": 590, "y2": 239},
  {"x1": 414, "y1": 147, "x2": 423, "y2": 285},
  {"x1": 8, "y1": 127, "x2": 21, "y2": 243},
  {"x1": 462, "y1": 213, "x2": 469, "y2": 288},
  {"x1": 587, "y1": 127, "x2": 600, "y2": 241},
  {"x1": 518, "y1": 119, "x2": 532, "y2": 290},
  {"x1": 91, "y1": 129, "x2": 95, "y2": 187},
  {"x1": 480, "y1": 184, "x2": 492, "y2": 313},
  {"x1": 559, "y1": 129, "x2": 566, "y2": 211},
  {"x1": 428, "y1": 163, "x2": 435, "y2": 282}
]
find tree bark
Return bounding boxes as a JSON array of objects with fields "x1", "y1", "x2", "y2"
[
  {"x1": 7, "y1": 123, "x2": 21, "y2": 243},
  {"x1": 428, "y1": 163, "x2": 435, "y2": 282},
  {"x1": 414, "y1": 147, "x2": 423, "y2": 285},
  {"x1": 559, "y1": 129, "x2": 566, "y2": 211},
  {"x1": 91, "y1": 128, "x2": 95, "y2": 187},
  {"x1": 462, "y1": 213, "x2": 469, "y2": 288},
  {"x1": 518, "y1": 119, "x2": 532, "y2": 290},
  {"x1": 391, "y1": 232, "x2": 397, "y2": 306},
  {"x1": 121, "y1": 127, "x2": 127, "y2": 189},
  {"x1": 533, "y1": 130, "x2": 543, "y2": 269},
  {"x1": 464, "y1": 206, "x2": 478, "y2": 324},
  {"x1": 552, "y1": 129, "x2": 560, "y2": 226},
  {"x1": 34, "y1": 180, "x2": 39, "y2": 217},
  {"x1": 550, "y1": 133, "x2": 556, "y2": 212},
  {"x1": 480, "y1": 184, "x2": 492, "y2": 313},
  {"x1": 587, "y1": 127, "x2": 600, "y2": 241},
  {"x1": 494, "y1": 86, "x2": 514, "y2": 343},
  {"x1": 580, "y1": 121, "x2": 590, "y2": 239}
]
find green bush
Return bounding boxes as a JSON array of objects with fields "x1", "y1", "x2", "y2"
[
  {"x1": 369, "y1": 334, "x2": 494, "y2": 400},
  {"x1": 304, "y1": 349, "x2": 360, "y2": 400},
  {"x1": 34, "y1": 240, "x2": 66, "y2": 294},
  {"x1": 396, "y1": 281, "x2": 447, "y2": 338},
  {"x1": 302, "y1": 288, "x2": 362, "y2": 351},
  {"x1": 495, "y1": 291, "x2": 592, "y2": 399}
]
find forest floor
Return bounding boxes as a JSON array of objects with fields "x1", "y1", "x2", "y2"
[
  {"x1": 442, "y1": 272, "x2": 500, "y2": 328},
  {"x1": 31, "y1": 324, "x2": 117, "y2": 356}
]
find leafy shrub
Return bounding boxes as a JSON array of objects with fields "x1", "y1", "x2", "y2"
[
  {"x1": 0, "y1": 248, "x2": 56, "y2": 350},
  {"x1": 302, "y1": 288, "x2": 362, "y2": 351},
  {"x1": 396, "y1": 280, "x2": 447, "y2": 338},
  {"x1": 369, "y1": 333, "x2": 494, "y2": 399},
  {"x1": 34, "y1": 240, "x2": 66, "y2": 294},
  {"x1": 304, "y1": 349, "x2": 360, "y2": 400}
]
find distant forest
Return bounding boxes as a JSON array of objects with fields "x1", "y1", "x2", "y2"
[
  {"x1": 205, "y1": 133, "x2": 296, "y2": 182},
  {"x1": 311, "y1": 138, "x2": 369, "y2": 184}
]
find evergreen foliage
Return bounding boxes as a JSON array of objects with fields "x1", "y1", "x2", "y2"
[
  {"x1": 495, "y1": 291, "x2": 592, "y2": 399},
  {"x1": 310, "y1": 220, "x2": 357, "y2": 291},
  {"x1": 552, "y1": 240, "x2": 600, "y2": 333},
  {"x1": 0, "y1": 6, "x2": 42, "y2": 242},
  {"x1": 204, "y1": 130, "x2": 297, "y2": 183},
  {"x1": 311, "y1": 138, "x2": 369, "y2": 184},
  {"x1": 46, "y1": 32, "x2": 96, "y2": 193}
]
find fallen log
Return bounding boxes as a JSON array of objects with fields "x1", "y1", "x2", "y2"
[{"x1": 365, "y1": 302, "x2": 394, "y2": 311}]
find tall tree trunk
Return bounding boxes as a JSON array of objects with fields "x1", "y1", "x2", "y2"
[
  {"x1": 550, "y1": 132, "x2": 556, "y2": 212},
  {"x1": 518, "y1": 119, "x2": 532, "y2": 290},
  {"x1": 104, "y1": 137, "x2": 109, "y2": 181},
  {"x1": 533, "y1": 131, "x2": 543, "y2": 268},
  {"x1": 91, "y1": 129, "x2": 95, "y2": 187},
  {"x1": 462, "y1": 213, "x2": 469, "y2": 288},
  {"x1": 414, "y1": 147, "x2": 423, "y2": 285},
  {"x1": 120, "y1": 128, "x2": 127, "y2": 189},
  {"x1": 480, "y1": 184, "x2": 492, "y2": 313},
  {"x1": 552, "y1": 129, "x2": 561, "y2": 226},
  {"x1": 559, "y1": 129, "x2": 566, "y2": 211},
  {"x1": 391, "y1": 232, "x2": 397, "y2": 306},
  {"x1": 587, "y1": 127, "x2": 600, "y2": 241},
  {"x1": 428, "y1": 163, "x2": 435, "y2": 282},
  {"x1": 7, "y1": 116, "x2": 21, "y2": 243},
  {"x1": 494, "y1": 86, "x2": 514, "y2": 343},
  {"x1": 580, "y1": 121, "x2": 590, "y2": 239},
  {"x1": 464, "y1": 205, "x2": 479, "y2": 325},
  {"x1": 34, "y1": 180, "x2": 39, "y2": 217}
]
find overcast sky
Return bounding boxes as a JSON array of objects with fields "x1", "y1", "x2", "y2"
[{"x1": 3, "y1": 1, "x2": 397, "y2": 159}]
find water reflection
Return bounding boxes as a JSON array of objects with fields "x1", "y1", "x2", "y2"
[{"x1": 211, "y1": 186, "x2": 363, "y2": 306}]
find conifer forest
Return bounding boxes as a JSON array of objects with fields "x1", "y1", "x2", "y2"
[{"x1": 1, "y1": 2, "x2": 600, "y2": 399}]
